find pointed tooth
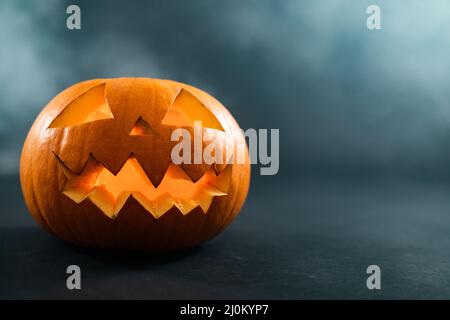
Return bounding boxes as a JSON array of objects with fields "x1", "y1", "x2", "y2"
[
  {"x1": 88, "y1": 186, "x2": 119, "y2": 219},
  {"x1": 213, "y1": 165, "x2": 232, "y2": 193},
  {"x1": 195, "y1": 166, "x2": 230, "y2": 195},
  {"x1": 152, "y1": 198, "x2": 174, "y2": 218},
  {"x1": 201, "y1": 185, "x2": 227, "y2": 196},
  {"x1": 54, "y1": 153, "x2": 231, "y2": 218},
  {"x1": 165, "y1": 164, "x2": 194, "y2": 182},
  {"x1": 113, "y1": 192, "x2": 132, "y2": 216},
  {"x1": 213, "y1": 163, "x2": 227, "y2": 175},
  {"x1": 133, "y1": 193, "x2": 173, "y2": 219},
  {"x1": 198, "y1": 196, "x2": 214, "y2": 213},
  {"x1": 54, "y1": 152, "x2": 77, "y2": 179},
  {"x1": 174, "y1": 199, "x2": 198, "y2": 215},
  {"x1": 62, "y1": 187, "x2": 89, "y2": 203}
]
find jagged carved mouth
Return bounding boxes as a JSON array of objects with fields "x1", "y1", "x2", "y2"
[{"x1": 54, "y1": 154, "x2": 230, "y2": 219}]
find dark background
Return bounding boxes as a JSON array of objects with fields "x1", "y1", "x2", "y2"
[{"x1": 2, "y1": 0, "x2": 450, "y2": 299}]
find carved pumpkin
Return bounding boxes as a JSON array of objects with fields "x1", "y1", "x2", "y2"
[{"x1": 20, "y1": 78, "x2": 250, "y2": 251}]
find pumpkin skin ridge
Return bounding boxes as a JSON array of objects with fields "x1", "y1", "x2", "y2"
[
  {"x1": 20, "y1": 77, "x2": 250, "y2": 251},
  {"x1": 52, "y1": 124, "x2": 89, "y2": 245},
  {"x1": 25, "y1": 160, "x2": 55, "y2": 236}
]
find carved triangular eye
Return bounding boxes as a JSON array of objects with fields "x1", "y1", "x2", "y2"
[
  {"x1": 49, "y1": 83, "x2": 114, "y2": 128},
  {"x1": 129, "y1": 117, "x2": 155, "y2": 136},
  {"x1": 161, "y1": 88, "x2": 224, "y2": 131}
]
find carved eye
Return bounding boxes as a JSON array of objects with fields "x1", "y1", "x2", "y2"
[
  {"x1": 49, "y1": 83, "x2": 114, "y2": 128},
  {"x1": 161, "y1": 88, "x2": 224, "y2": 131}
]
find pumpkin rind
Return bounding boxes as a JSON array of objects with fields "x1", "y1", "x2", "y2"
[{"x1": 20, "y1": 78, "x2": 250, "y2": 251}]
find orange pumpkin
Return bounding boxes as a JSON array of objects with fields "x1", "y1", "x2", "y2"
[{"x1": 20, "y1": 78, "x2": 250, "y2": 251}]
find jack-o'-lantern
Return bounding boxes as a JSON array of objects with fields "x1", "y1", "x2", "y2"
[{"x1": 20, "y1": 78, "x2": 250, "y2": 251}]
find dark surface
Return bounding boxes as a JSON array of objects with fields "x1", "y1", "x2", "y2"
[{"x1": 3, "y1": 175, "x2": 450, "y2": 299}]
